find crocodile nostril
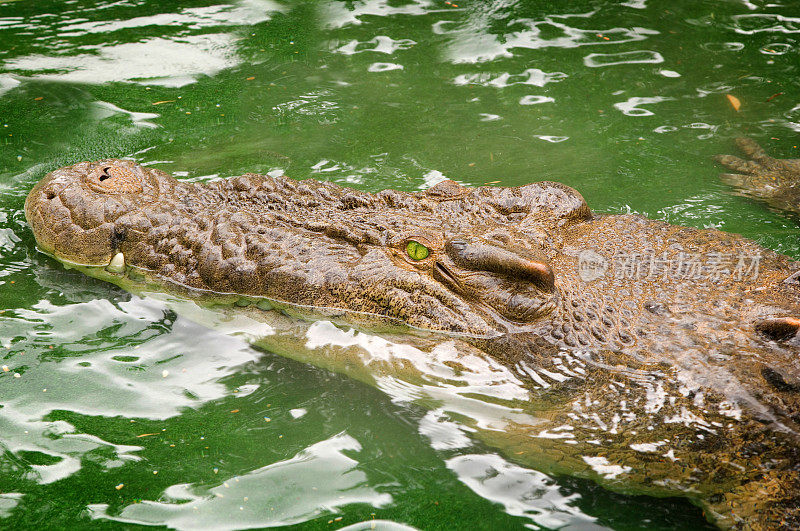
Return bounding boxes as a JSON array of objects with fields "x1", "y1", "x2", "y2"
[
  {"x1": 755, "y1": 317, "x2": 800, "y2": 341},
  {"x1": 85, "y1": 164, "x2": 143, "y2": 194},
  {"x1": 761, "y1": 366, "x2": 800, "y2": 393},
  {"x1": 516, "y1": 259, "x2": 553, "y2": 284}
]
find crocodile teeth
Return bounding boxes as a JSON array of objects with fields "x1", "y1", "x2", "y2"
[{"x1": 106, "y1": 252, "x2": 125, "y2": 273}]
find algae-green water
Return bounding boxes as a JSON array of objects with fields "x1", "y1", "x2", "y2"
[{"x1": 1, "y1": 1, "x2": 799, "y2": 529}]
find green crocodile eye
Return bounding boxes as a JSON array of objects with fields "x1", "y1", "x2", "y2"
[{"x1": 406, "y1": 240, "x2": 429, "y2": 261}]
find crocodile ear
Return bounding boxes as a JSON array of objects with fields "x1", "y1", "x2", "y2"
[
  {"x1": 755, "y1": 317, "x2": 800, "y2": 341},
  {"x1": 481, "y1": 181, "x2": 592, "y2": 227},
  {"x1": 519, "y1": 182, "x2": 593, "y2": 223},
  {"x1": 425, "y1": 179, "x2": 468, "y2": 200}
]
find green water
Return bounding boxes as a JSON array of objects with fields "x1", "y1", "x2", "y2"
[{"x1": 1, "y1": 0, "x2": 799, "y2": 528}]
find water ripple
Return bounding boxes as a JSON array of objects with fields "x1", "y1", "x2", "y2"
[
  {"x1": 368, "y1": 62, "x2": 404, "y2": 72},
  {"x1": 454, "y1": 68, "x2": 567, "y2": 88},
  {"x1": 439, "y1": 10, "x2": 659, "y2": 64},
  {"x1": 613, "y1": 96, "x2": 673, "y2": 117},
  {"x1": 87, "y1": 433, "x2": 393, "y2": 529},
  {"x1": 0, "y1": 0, "x2": 284, "y2": 89},
  {"x1": 322, "y1": 0, "x2": 446, "y2": 29},
  {"x1": 331, "y1": 36, "x2": 416, "y2": 55},
  {"x1": 4, "y1": 34, "x2": 239, "y2": 87},
  {"x1": 0, "y1": 494, "x2": 23, "y2": 518},
  {"x1": 58, "y1": 1, "x2": 283, "y2": 35},
  {"x1": 731, "y1": 13, "x2": 800, "y2": 34},
  {"x1": 584, "y1": 50, "x2": 664, "y2": 67},
  {"x1": 447, "y1": 454, "x2": 607, "y2": 530},
  {"x1": 0, "y1": 296, "x2": 263, "y2": 485},
  {"x1": 519, "y1": 95, "x2": 555, "y2": 105}
]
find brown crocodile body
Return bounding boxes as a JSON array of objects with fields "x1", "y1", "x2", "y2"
[
  {"x1": 717, "y1": 137, "x2": 800, "y2": 217},
  {"x1": 24, "y1": 153, "x2": 800, "y2": 529}
]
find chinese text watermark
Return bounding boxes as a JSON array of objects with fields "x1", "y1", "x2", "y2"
[{"x1": 578, "y1": 249, "x2": 760, "y2": 283}]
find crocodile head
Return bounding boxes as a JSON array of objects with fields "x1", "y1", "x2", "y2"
[{"x1": 25, "y1": 159, "x2": 592, "y2": 336}]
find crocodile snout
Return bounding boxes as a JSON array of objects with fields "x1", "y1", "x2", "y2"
[{"x1": 25, "y1": 159, "x2": 166, "y2": 266}]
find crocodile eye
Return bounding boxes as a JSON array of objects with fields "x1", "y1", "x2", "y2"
[{"x1": 406, "y1": 240, "x2": 430, "y2": 261}]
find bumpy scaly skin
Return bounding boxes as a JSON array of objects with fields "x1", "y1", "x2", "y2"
[
  {"x1": 24, "y1": 157, "x2": 800, "y2": 529},
  {"x1": 716, "y1": 137, "x2": 800, "y2": 215},
  {"x1": 26, "y1": 160, "x2": 587, "y2": 336}
]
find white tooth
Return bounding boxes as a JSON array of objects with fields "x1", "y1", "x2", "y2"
[{"x1": 106, "y1": 252, "x2": 125, "y2": 273}]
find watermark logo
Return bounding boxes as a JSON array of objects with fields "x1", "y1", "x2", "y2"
[
  {"x1": 578, "y1": 249, "x2": 608, "y2": 282},
  {"x1": 577, "y1": 249, "x2": 761, "y2": 283}
]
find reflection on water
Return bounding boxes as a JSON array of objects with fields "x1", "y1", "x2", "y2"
[
  {"x1": 448, "y1": 453, "x2": 606, "y2": 530},
  {"x1": 7, "y1": 34, "x2": 240, "y2": 87},
  {"x1": 0, "y1": 0, "x2": 281, "y2": 88},
  {"x1": 0, "y1": 296, "x2": 262, "y2": 487},
  {"x1": 1, "y1": 0, "x2": 799, "y2": 528},
  {"x1": 0, "y1": 493, "x2": 22, "y2": 518},
  {"x1": 88, "y1": 433, "x2": 393, "y2": 529},
  {"x1": 437, "y1": 8, "x2": 660, "y2": 64},
  {"x1": 583, "y1": 50, "x2": 663, "y2": 67},
  {"x1": 1, "y1": 0, "x2": 284, "y2": 87}
]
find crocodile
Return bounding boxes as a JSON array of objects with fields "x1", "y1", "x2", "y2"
[
  {"x1": 24, "y1": 151, "x2": 800, "y2": 529},
  {"x1": 716, "y1": 137, "x2": 800, "y2": 217}
]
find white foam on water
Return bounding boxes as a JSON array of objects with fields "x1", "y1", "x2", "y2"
[{"x1": 418, "y1": 169, "x2": 448, "y2": 189}]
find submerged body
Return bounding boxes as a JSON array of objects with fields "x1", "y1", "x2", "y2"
[
  {"x1": 24, "y1": 152, "x2": 800, "y2": 529},
  {"x1": 716, "y1": 137, "x2": 800, "y2": 217}
]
